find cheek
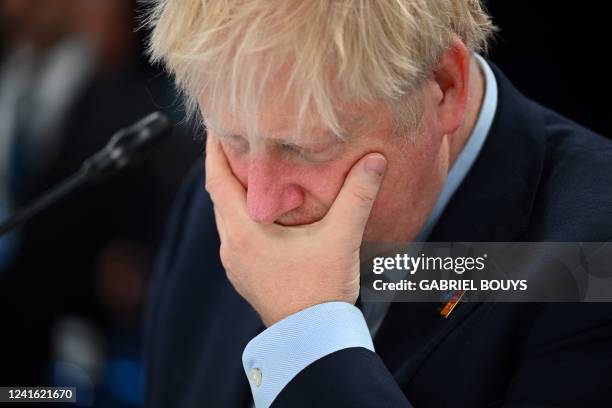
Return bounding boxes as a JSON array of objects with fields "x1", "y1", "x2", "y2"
[
  {"x1": 363, "y1": 130, "x2": 450, "y2": 241},
  {"x1": 298, "y1": 161, "x2": 353, "y2": 208}
]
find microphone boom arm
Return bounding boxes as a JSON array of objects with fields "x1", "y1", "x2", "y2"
[{"x1": 0, "y1": 112, "x2": 172, "y2": 237}]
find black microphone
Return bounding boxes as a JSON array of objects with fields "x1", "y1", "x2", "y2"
[{"x1": 0, "y1": 112, "x2": 172, "y2": 237}]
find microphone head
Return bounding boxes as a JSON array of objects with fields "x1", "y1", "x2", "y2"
[
  {"x1": 108, "y1": 111, "x2": 172, "y2": 164},
  {"x1": 83, "y1": 111, "x2": 173, "y2": 178}
]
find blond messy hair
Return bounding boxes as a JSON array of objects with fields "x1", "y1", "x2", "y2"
[{"x1": 146, "y1": 0, "x2": 494, "y2": 140}]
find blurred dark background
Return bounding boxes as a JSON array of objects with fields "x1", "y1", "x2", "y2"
[
  {"x1": 485, "y1": 1, "x2": 611, "y2": 137},
  {"x1": 0, "y1": 1, "x2": 609, "y2": 407},
  {"x1": 0, "y1": 0, "x2": 196, "y2": 407}
]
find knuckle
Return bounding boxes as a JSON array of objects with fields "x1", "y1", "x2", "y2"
[
  {"x1": 350, "y1": 185, "x2": 377, "y2": 206},
  {"x1": 205, "y1": 176, "x2": 221, "y2": 195},
  {"x1": 225, "y1": 266, "x2": 238, "y2": 287},
  {"x1": 219, "y1": 244, "x2": 232, "y2": 269},
  {"x1": 220, "y1": 227, "x2": 249, "y2": 264}
]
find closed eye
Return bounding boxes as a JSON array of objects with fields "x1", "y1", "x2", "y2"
[
  {"x1": 278, "y1": 141, "x2": 343, "y2": 163},
  {"x1": 279, "y1": 142, "x2": 302, "y2": 154}
]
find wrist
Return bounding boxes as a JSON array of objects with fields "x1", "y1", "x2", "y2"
[{"x1": 260, "y1": 294, "x2": 358, "y2": 327}]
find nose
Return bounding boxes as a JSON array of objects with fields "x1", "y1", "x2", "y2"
[{"x1": 245, "y1": 155, "x2": 304, "y2": 224}]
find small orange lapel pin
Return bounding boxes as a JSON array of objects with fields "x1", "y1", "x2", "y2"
[{"x1": 440, "y1": 290, "x2": 466, "y2": 318}]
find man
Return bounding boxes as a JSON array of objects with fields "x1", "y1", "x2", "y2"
[{"x1": 145, "y1": 1, "x2": 612, "y2": 407}]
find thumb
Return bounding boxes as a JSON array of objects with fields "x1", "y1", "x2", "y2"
[{"x1": 324, "y1": 153, "x2": 387, "y2": 242}]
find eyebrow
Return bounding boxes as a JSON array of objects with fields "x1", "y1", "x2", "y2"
[{"x1": 204, "y1": 119, "x2": 344, "y2": 147}]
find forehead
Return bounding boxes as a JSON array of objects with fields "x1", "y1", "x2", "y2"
[
  {"x1": 196, "y1": 54, "x2": 392, "y2": 145},
  {"x1": 200, "y1": 92, "x2": 382, "y2": 146}
]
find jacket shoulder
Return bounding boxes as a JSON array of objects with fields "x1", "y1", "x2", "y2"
[{"x1": 527, "y1": 106, "x2": 612, "y2": 241}]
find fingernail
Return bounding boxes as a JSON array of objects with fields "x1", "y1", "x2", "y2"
[{"x1": 365, "y1": 155, "x2": 387, "y2": 177}]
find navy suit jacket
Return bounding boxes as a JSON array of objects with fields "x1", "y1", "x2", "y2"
[{"x1": 145, "y1": 64, "x2": 612, "y2": 407}]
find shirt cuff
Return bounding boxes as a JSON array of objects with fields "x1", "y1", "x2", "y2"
[{"x1": 242, "y1": 301, "x2": 374, "y2": 408}]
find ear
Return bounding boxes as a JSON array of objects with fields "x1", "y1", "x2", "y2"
[{"x1": 431, "y1": 38, "x2": 471, "y2": 135}]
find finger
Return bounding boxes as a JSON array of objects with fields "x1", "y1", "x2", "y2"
[
  {"x1": 205, "y1": 135, "x2": 248, "y2": 218},
  {"x1": 213, "y1": 206, "x2": 227, "y2": 242},
  {"x1": 323, "y1": 153, "x2": 387, "y2": 242}
]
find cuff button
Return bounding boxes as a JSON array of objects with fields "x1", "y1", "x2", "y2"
[{"x1": 249, "y1": 368, "x2": 263, "y2": 387}]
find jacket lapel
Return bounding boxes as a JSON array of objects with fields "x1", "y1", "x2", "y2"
[{"x1": 374, "y1": 62, "x2": 547, "y2": 386}]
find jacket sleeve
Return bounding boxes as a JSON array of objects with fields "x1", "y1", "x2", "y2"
[
  {"x1": 272, "y1": 301, "x2": 612, "y2": 407},
  {"x1": 272, "y1": 347, "x2": 414, "y2": 407}
]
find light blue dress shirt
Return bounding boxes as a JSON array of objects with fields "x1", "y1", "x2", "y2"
[{"x1": 242, "y1": 55, "x2": 498, "y2": 408}]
